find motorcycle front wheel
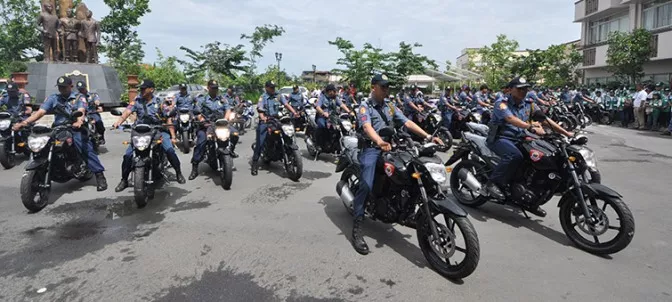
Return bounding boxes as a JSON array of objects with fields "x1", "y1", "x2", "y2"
[
  {"x1": 20, "y1": 169, "x2": 50, "y2": 213},
  {"x1": 559, "y1": 193, "x2": 634, "y2": 255},
  {"x1": 416, "y1": 210, "x2": 480, "y2": 280},
  {"x1": 180, "y1": 131, "x2": 190, "y2": 154},
  {"x1": 133, "y1": 166, "x2": 149, "y2": 208},
  {"x1": 219, "y1": 154, "x2": 233, "y2": 190},
  {"x1": 0, "y1": 142, "x2": 15, "y2": 169},
  {"x1": 285, "y1": 149, "x2": 303, "y2": 181}
]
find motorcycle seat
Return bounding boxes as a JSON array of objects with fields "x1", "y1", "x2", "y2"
[
  {"x1": 463, "y1": 132, "x2": 499, "y2": 159},
  {"x1": 466, "y1": 122, "x2": 490, "y2": 136}
]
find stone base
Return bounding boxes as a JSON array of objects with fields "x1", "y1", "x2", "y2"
[{"x1": 25, "y1": 62, "x2": 123, "y2": 106}]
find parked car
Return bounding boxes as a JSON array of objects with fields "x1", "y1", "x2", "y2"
[{"x1": 155, "y1": 84, "x2": 207, "y2": 102}]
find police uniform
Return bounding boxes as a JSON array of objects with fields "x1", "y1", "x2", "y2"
[
  {"x1": 488, "y1": 88, "x2": 541, "y2": 186},
  {"x1": 41, "y1": 78, "x2": 105, "y2": 175},
  {"x1": 224, "y1": 92, "x2": 239, "y2": 108},
  {"x1": 175, "y1": 92, "x2": 194, "y2": 111},
  {"x1": 316, "y1": 92, "x2": 342, "y2": 128},
  {"x1": 191, "y1": 91, "x2": 239, "y2": 168},
  {"x1": 288, "y1": 90, "x2": 304, "y2": 110},
  {"x1": 252, "y1": 87, "x2": 288, "y2": 163},
  {"x1": 0, "y1": 83, "x2": 30, "y2": 119},
  {"x1": 353, "y1": 97, "x2": 408, "y2": 218},
  {"x1": 438, "y1": 91, "x2": 454, "y2": 129},
  {"x1": 76, "y1": 82, "x2": 105, "y2": 142},
  {"x1": 458, "y1": 90, "x2": 471, "y2": 108}
]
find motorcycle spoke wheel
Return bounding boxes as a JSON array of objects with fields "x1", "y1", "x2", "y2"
[
  {"x1": 20, "y1": 170, "x2": 50, "y2": 213},
  {"x1": 449, "y1": 160, "x2": 488, "y2": 207},
  {"x1": 560, "y1": 195, "x2": 634, "y2": 255}
]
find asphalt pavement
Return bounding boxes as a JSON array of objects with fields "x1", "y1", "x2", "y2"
[{"x1": 0, "y1": 124, "x2": 671, "y2": 301}]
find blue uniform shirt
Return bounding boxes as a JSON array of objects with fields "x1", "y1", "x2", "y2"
[
  {"x1": 0, "y1": 93, "x2": 28, "y2": 117},
  {"x1": 317, "y1": 94, "x2": 342, "y2": 116},
  {"x1": 491, "y1": 95, "x2": 540, "y2": 138},
  {"x1": 258, "y1": 92, "x2": 288, "y2": 117},
  {"x1": 526, "y1": 91, "x2": 540, "y2": 104},
  {"x1": 560, "y1": 91, "x2": 570, "y2": 103},
  {"x1": 174, "y1": 93, "x2": 193, "y2": 110},
  {"x1": 473, "y1": 91, "x2": 487, "y2": 109},
  {"x1": 357, "y1": 98, "x2": 408, "y2": 132},
  {"x1": 76, "y1": 92, "x2": 100, "y2": 114},
  {"x1": 127, "y1": 96, "x2": 165, "y2": 125},
  {"x1": 572, "y1": 92, "x2": 584, "y2": 104},
  {"x1": 439, "y1": 93, "x2": 454, "y2": 113},
  {"x1": 223, "y1": 93, "x2": 238, "y2": 108},
  {"x1": 40, "y1": 92, "x2": 84, "y2": 126},
  {"x1": 288, "y1": 92, "x2": 304, "y2": 108},
  {"x1": 196, "y1": 94, "x2": 228, "y2": 121},
  {"x1": 404, "y1": 92, "x2": 422, "y2": 113},
  {"x1": 459, "y1": 91, "x2": 471, "y2": 107}
]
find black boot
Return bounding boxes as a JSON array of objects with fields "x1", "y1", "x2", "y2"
[
  {"x1": 95, "y1": 173, "x2": 108, "y2": 191},
  {"x1": 166, "y1": 151, "x2": 186, "y2": 184},
  {"x1": 525, "y1": 205, "x2": 547, "y2": 217},
  {"x1": 352, "y1": 217, "x2": 370, "y2": 255},
  {"x1": 251, "y1": 160, "x2": 259, "y2": 176},
  {"x1": 115, "y1": 179, "x2": 128, "y2": 192},
  {"x1": 188, "y1": 163, "x2": 199, "y2": 180},
  {"x1": 230, "y1": 136, "x2": 239, "y2": 158}
]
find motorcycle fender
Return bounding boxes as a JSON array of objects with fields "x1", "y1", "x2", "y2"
[
  {"x1": 334, "y1": 156, "x2": 350, "y2": 173},
  {"x1": 444, "y1": 147, "x2": 470, "y2": 166},
  {"x1": 25, "y1": 158, "x2": 49, "y2": 171},
  {"x1": 133, "y1": 156, "x2": 147, "y2": 168},
  {"x1": 429, "y1": 196, "x2": 468, "y2": 217},
  {"x1": 581, "y1": 182, "x2": 622, "y2": 198}
]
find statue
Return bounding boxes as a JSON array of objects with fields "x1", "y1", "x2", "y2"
[
  {"x1": 79, "y1": 10, "x2": 100, "y2": 63},
  {"x1": 37, "y1": 3, "x2": 60, "y2": 62},
  {"x1": 58, "y1": 11, "x2": 79, "y2": 62}
]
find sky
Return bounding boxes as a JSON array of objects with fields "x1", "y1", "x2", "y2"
[{"x1": 84, "y1": 0, "x2": 581, "y2": 76}]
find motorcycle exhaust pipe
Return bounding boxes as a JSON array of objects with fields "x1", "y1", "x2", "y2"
[
  {"x1": 457, "y1": 169, "x2": 482, "y2": 192},
  {"x1": 336, "y1": 180, "x2": 355, "y2": 206}
]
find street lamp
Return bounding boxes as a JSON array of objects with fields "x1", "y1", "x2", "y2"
[
  {"x1": 312, "y1": 64, "x2": 316, "y2": 84},
  {"x1": 275, "y1": 52, "x2": 282, "y2": 84}
]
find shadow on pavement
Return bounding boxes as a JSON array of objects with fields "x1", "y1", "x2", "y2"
[{"x1": 319, "y1": 196, "x2": 427, "y2": 270}]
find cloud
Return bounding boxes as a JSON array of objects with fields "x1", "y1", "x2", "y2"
[{"x1": 87, "y1": 0, "x2": 580, "y2": 75}]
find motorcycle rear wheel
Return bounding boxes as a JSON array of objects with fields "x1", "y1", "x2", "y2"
[
  {"x1": 20, "y1": 169, "x2": 50, "y2": 213},
  {"x1": 449, "y1": 160, "x2": 489, "y2": 207},
  {"x1": 416, "y1": 210, "x2": 480, "y2": 280},
  {"x1": 133, "y1": 166, "x2": 149, "y2": 208}
]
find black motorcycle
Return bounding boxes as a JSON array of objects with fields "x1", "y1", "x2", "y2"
[
  {"x1": 20, "y1": 112, "x2": 93, "y2": 212},
  {"x1": 252, "y1": 110, "x2": 303, "y2": 181},
  {"x1": 548, "y1": 102, "x2": 577, "y2": 132},
  {"x1": 335, "y1": 128, "x2": 480, "y2": 279},
  {"x1": 413, "y1": 108, "x2": 453, "y2": 152},
  {"x1": 204, "y1": 119, "x2": 235, "y2": 190},
  {"x1": 449, "y1": 108, "x2": 479, "y2": 140},
  {"x1": 568, "y1": 102, "x2": 592, "y2": 128},
  {"x1": 126, "y1": 123, "x2": 169, "y2": 208},
  {"x1": 0, "y1": 112, "x2": 30, "y2": 169},
  {"x1": 86, "y1": 113, "x2": 102, "y2": 154},
  {"x1": 586, "y1": 103, "x2": 612, "y2": 125},
  {"x1": 176, "y1": 108, "x2": 194, "y2": 154},
  {"x1": 305, "y1": 112, "x2": 354, "y2": 159},
  {"x1": 446, "y1": 113, "x2": 633, "y2": 255}
]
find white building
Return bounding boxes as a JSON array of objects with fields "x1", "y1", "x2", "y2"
[{"x1": 575, "y1": 0, "x2": 672, "y2": 85}]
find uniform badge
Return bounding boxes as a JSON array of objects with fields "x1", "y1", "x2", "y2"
[
  {"x1": 359, "y1": 107, "x2": 366, "y2": 115},
  {"x1": 499, "y1": 103, "x2": 507, "y2": 110},
  {"x1": 58, "y1": 77, "x2": 65, "y2": 84}
]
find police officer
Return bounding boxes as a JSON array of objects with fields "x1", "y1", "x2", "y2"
[
  {"x1": 458, "y1": 85, "x2": 474, "y2": 108},
  {"x1": 13, "y1": 76, "x2": 107, "y2": 191},
  {"x1": 75, "y1": 81, "x2": 106, "y2": 145},
  {"x1": 485, "y1": 77, "x2": 572, "y2": 217},
  {"x1": 472, "y1": 84, "x2": 493, "y2": 111},
  {"x1": 351, "y1": 74, "x2": 443, "y2": 255},
  {"x1": 1, "y1": 82, "x2": 32, "y2": 119},
  {"x1": 251, "y1": 81, "x2": 299, "y2": 175},
  {"x1": 112, "y1": 79, "x2": 186, "y2": 191},
  {"x1": 174, "y1": 83, "x2": 194, "y2": 111},
  {"x1": 314, "y1": 84, "x2": 352, "y2": 149},
  {"x1": 188, "y1": 80, "x2": 239, "y2": 180},
  {"x1": 438, "y1": 87, "x2": 459, "y2": 130},
  {"x1": 224, "y1": 86, "x2": 239, "y2": 108},
  {"x1": 288, "y1": 85, "x2": 305, "y2": 110}
]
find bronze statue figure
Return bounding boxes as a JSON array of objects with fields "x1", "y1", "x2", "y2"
[
  {"x1": 58, "y1": 10, "x2": 79, "y2": 62},
  {"x1": 37, "y1": 3, "x2": 60, "y2": 62},
  {"x1": 79, "y1": 10, "x2": 100, "y2": 63}
]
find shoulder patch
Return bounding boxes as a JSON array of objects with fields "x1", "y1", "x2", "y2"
[
  {"x1": 499, "y1": 102, "x2": 507, "y2": 110},
  {"x1": 359, "y1": 106, "x2": 366, "y2": 115}
]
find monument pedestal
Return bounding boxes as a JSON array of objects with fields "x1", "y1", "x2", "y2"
[{"x1": 25, "y1": 62, "x2": 123, "y2": 106}]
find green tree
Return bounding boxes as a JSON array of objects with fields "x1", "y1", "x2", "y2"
[
  {"x1": 240, "y1": 24, "x2": 285, "y2": 71},
  {"x1": 444, "y1": 60, "x2": 452, "y2": 73},
  {"x1": 178, "y1": 41, "x2": 247, "y2": 80},
  {"x1": 99, "y1": 0, "x2": 151, "y2": 71},
  {"x1": 540, "y1": 44, "x2": 583, "y2": 87},
  {"x1": 388, "y1": 42, "x2": 437, "y2": 88},
  {"x1": 0, "y1": 0, "x2": 41, "y2": 76},
  {"x1": 328, "y1": 37, "x2": 377, "y2": 91},
  {"x1": 606, "y1": 28, "x2": 653, "y2": 84},
  {"x1": 510, "y1": 49, "x2": 545, "y2": 83},
  {"x1": 139, "y1": 49, "x2": 185, "y2": 90},
  {"x1": 475, "y1": 34, "x2": 519, "y2": 89}
]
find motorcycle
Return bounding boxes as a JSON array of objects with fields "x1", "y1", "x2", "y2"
[
  {"x1": 305, "y1": 111, "x2": 354, "y2": 159},
  {"x1": 20, "y1": 112, "x2": 93, "y2": 212},
  {"x1": 335, "y1": 128, "x2": 480, "y2": 279},
  {"x1": 586, "y1": 103, "x2": 612, "y2": 125},
  {"x1": 0, "y1": 112, "x2": 30, "y2": 169},
  {"x1": 204, "y1": 119, "x2": 236, "y2": 190},
  {"x1": 125, "y1": 123, "x2": 170, "y2": 208},
  {"x1": 446, "y1": 113, "x2": 633, "y2": 255},
  {"x1": 413, "y1": 108, "x2": 453, "y2": 152},
  {"x1": 252, "y1": 110, "x2": 303, "y2": 181},
  {"x1": 449, "y1": 108, "x2": 480, "y2": 140},
  {"x1": 568, "y1": 102, "x2": 592, "y2": 128},
  {"x1": 86, "y1": 114, "x2": 102, "y2": 154},
  {"x1": 548, "y1": 102, "x2": 577, "y2": 132},
  {"x1": 241, "y1": 100, "x2": 255, "y2": 129},
  {"x1": 176, "y1": 108, "x2": 194, "y2": 154}
]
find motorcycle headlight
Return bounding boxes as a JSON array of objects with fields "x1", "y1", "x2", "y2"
[
  {"x1": 179, "y1": 114, "x2": 190, "y2": 123},
  {"x1": 215, "y1": 127, "x2": 230, "y2": 141},
  {"x1": 432, "y1": 113, "x2": 442, "y2": 123},
  {"x1": 132, "y1": 135, "x2": 152, "y2": 151},
  {"x1": 282, "y1": 124, "x2": 295, "y2": 137},
  {"x1": 473, "y1": 113, "x2": 481, "y2": 121},
  {"x1": 341, "y1": 120, "x2": 352, "y2": 132},
  {"x1": 28, "y1": 136, "x2": 50, "y2": 153},
  {"x1": 578, "y1": 147, "x2": 597, "y2": 168},
  {"x1": 424, "y1": 163, "x2": 448, "y2": 184},
  {"x1": 0, "y1": 119, "x2": 10, "y2": 131}
]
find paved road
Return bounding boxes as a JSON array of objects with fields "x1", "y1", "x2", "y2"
[{"x1": 0, "y1": 125, "x2": 670, "y2": 301}]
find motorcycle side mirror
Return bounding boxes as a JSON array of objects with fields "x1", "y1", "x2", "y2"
[
  {"x1": 110, "y1": 107, "x2": 125, "y2": 116},
  {"x1": 532, "y1": 110, "x2": 547, "y2": 122},
  {"x1": 377, "y1": 127, "x2": 395, "y2": 137},
  {"x1": 572, "y1": 135, "x2": 588, "y2": 145}
]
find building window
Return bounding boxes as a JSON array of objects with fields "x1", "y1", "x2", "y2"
[
  {"x1": 588, "y1": 14, "x2": 630, "y2": 44},
  {"x1": 643, "y1": 0, "x2": 672, "y2": 30},
  {"x1": 583, "y1": 48, "x2": 596, "y2": 66},
  {"x1": 651, "y1": 34, "x2": 659, "y2": 57},
  {"x1": 585, "y1": 0, "x2": 598, "y2": 15}
]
